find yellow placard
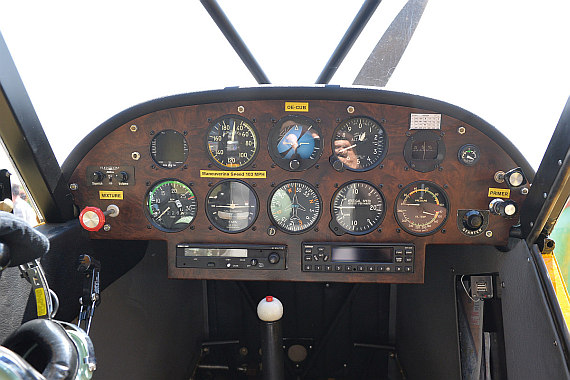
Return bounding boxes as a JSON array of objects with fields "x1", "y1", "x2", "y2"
[
  {"x1": 99, "y1": 191, "x2": 124, "y2": 200},
  {"x1": 488, "y1": 188, "x2": 510, "y2": 198},
  {"x1": 200, "y1": 170, "x2": 266, "y2": 179},
  {"x1": 35, "y1": 288, "x2": 47, "y2": 317},
  {"x1": 285, "y1": 102, "x2": 309, "y2": 112}
]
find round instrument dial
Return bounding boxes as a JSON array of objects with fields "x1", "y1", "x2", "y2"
[
  {"x1": 458, "y1": 144, "x2": 480, "y2": 166},
  {"x1": 332, "y1": 116, "x2": 387, "y2": 171},
  {"x1": 394, "y1": 181, "x2": 450, "y2": 236},
  {"x1": 268, "y1": 115, "x2": 323, "y2": 171},
  {"x1": 331, "y1": 181, "x2": 386, "y2": 235},
  {"x1": 268, "y1": 180, "x2": 322, "y2": 234},
  {"x1": 150, "y1": 130, "x2": 189, "y2": 169},
  {"x1": 206, "y1": 180, "x2": 258, "y2": 233},
  {"x1": 145, "y1": 180, "x2": 197, "y2": 232},
  {"x1": 206, "y1": 115, "x2": 258, "y2": 169},
  {"x1": 403, "y1": 131, "x2": 445, "y2": 173}
]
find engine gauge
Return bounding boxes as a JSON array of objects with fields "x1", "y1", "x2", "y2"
[
  {"x1": 403, "y1": 130, "x2": 445, "y2": 172},
  {"x1": 268, "y1": 180, "x2": 322, "y2": 234},
  {"x1": 332, "y1": 116, "x2": 387, "y2": 171},
  {"x1": 206, "y1": 180, "x2": 258, "y2": 233},
  {"x1": 394, "y1": 181, "x2": 449, "y2": 236},
  {"x1": 268, "y1": 115, "x2": 322, "y2": 171},
  {"x1": 145, "y1": 180, "x2": 197, "y2": 232},
  {"x1": 330, "y1": 181, "x2": 386, "y2": 235},
  {"x1": 150, "y1": 130, "x2": 189, "y2": 169},
  {"x1": 206, "y1": 115, "x2": 258, "y2": 169},
  {"x1": 458, "y1": 144, "x2": 480, "y2": 166}
]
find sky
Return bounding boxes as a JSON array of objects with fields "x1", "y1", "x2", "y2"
[{"x1": 0, "y1": 0, "x2": 568, "y2": 173}]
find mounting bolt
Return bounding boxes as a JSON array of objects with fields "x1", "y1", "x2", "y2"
[
  {"x1": 347, "y1": 106, "x2": 355, "y2": 114},
  {"x1": 237, "y1": 105, "x2": 245, "y2": 113},
  {"x1": 457, "y1": 126, "x2": 466, "y2": 134},
  {"x1": 69, "y1": 183, "x2": 78, "y2": 191},
  {"x1": 521, "y1": 187, "x2": 529, "y2": 195},
  {"x1": 267, "y1": 226, "x2": 276, "y2": 236},
  {"x1": 130, "y1": 125, "x2": 138, "y2": 132},
  {"x1": 103, "y1": 224, "x2": 111, "y2": 232},
  {"x1": 131, "y1": 152, "x2": 140, "y2": 160},
  {"x1": 485, "y1": 230, "x2": 493, "y2": 238}
]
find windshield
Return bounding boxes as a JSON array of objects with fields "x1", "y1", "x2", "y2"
[{"x1": 0, "y1": 1, "x2": 568, "y2": 169}]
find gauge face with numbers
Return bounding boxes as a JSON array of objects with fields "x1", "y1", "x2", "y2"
[
  {"x1": 145, "y1": 180, "x2": 197, "y2": 232},
  {"x1": 206, "y1": 115, "x2": 258, "y2": 169},
  {"x1": 394, "y1": 181, "x2": 449, "y2": 236},
  {"x1": 205, "y1": 180, "x2": 258, "y2": 233},
  {"x1": 331, "y1": 181, "x2": 386, "y2": 235},
  {"x1": 332, "y1": 116, "x2": 387, "y2": 171},
  {"x1": 268, "y1": 180, "x2": 322, "y2": 234},
  {"x1": 268, "y1": 115, "x2": 323, "y2": 171}
]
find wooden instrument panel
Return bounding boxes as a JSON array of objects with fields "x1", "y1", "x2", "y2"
[{"x1": 66, "y1": 87, "x2": 530, "y2": 283}]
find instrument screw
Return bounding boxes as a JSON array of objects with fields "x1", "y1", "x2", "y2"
[
  {"x1": 190, "y1": 226, "x2": 195, "y2": 230},
  {"x1": 69, "y1": 183, "x2": 78, "y2": 190},
  {"x1": 183, "y1": 131, "x2": 188, "y2": 136},
  {"x1": 314, "y1": 227, "x2": 319, "y2": 232},
  {"x1": 396, "y1": 228, "x2": 401, "y2": 233},
  {"x1": 336, "y1": 118, "x2": 341, "y2": 122},
  {"x1": 252, "y1": 226, "x2": 257, "y2": 231},
  {"x1": 149, "y1": 130, "x2": 155, "y2": 136},
  {"x1": 347, "y1": 106, "x2": 355, "y2": 114},
  {"x1": 267, "y1": 227, "x2": 276, "y2": 236},
  {"x1": 129, "y1": 125, "x2": 138, "y2": 132},
  {"x1": 316, "y1": 118, "x2": 321, "y2": 123},
  {"x1": 315, "y1": 164, "x2": 320, "y2": 169},
  {"x1": 131, "y1": 152, "x2": 140, "y2": 160},
  {"x1": 103, "y1": 224, "x2": 111, "y2": 232},
  {"x1": 208, "y1": 226, "x2": 213, "y2": 230},
  {"x1": 147, "y1": 225, "x2": 152, "y2": 229},
  {"x1": 486, "y1": 230, "x2": 493, "y2": 238},
  {"x1": 521, "y1": 187, "x2": 529, "y2": 195},
  {"x1": 381, "y1": 118, "x2": 386, "y2": 123},
  {"x1": 458, "y1": 126, "x2": 466, "y2": 134},
  {"x1": 237, "y1": 105, "x2": 245, "y2": 113}
]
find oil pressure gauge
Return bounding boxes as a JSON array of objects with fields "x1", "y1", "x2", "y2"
[{"x1": 458, "y1": 144, "x2": 480, "y2": 166}]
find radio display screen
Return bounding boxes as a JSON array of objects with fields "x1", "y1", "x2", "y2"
[
  {"x1": 183, "y1": 248, "x2": 248, "y2": 258},
  {"x1": 332, "y1": 246, "x2": 393, "y2": 263}
]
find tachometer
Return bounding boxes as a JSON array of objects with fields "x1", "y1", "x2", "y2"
[
  {"x1": 206, "y1": 115, "x2": 258, "y2": 169},
  {"x1": 332, "y1": 116, "x2": 387, "y2": 171},
  {"x1": 330, "y1": 181, "x2": 386, "y2": 235},
  {"x1": 394, "y1": 181, "x2": 449, "y2": 236},
  {"x1": 206, "y1": 180, "x2": 258, "y2": 233},
  {"x1": 268, "y1": 180, "x2": 322, "y2": 233},
  {"x1": 145, "y1": 180, "x2": 197, "y2": 232},
  {"x1": 268, "y1": 115, "x2": 322, "y2": 171}
]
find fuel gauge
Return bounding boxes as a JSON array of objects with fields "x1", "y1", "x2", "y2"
[{"x1": 458, "y1": 144, "x2": 480, "y2": 166}]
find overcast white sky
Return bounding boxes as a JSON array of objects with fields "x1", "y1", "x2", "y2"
[{"x1": 0, "y1": 0, "x2": 568, "y2": 171}]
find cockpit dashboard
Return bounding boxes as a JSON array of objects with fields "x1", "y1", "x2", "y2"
[{"x1": 63, "y1": 86, "x2": 531, "y2": 284}]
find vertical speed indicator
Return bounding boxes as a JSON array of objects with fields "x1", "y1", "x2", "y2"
[{"x1": 330, "y1": 181, "x2": 386, "y2": 235}]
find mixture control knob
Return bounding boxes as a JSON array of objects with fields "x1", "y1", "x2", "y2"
[
  {"x1": 489, "y1": 198, "x2": 518, "y2": 217},
  {"x1": 268, "y1": 252, "x2": 280, "y2": 265},
  {"x1": 91, "y1": 171, "x2": 104, "y2": 183},
  {"x1": 79, "y1": 207, "x2": 106, "y2": 231},
  {"x1": 463, "y1": 210, "x2": 484, "y2": 231},
  {"x1": 79, "y1": 205, "x2": 120, "y2": 232}
]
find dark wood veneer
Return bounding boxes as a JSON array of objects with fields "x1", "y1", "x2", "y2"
[{"x1": 69, "y1": 99, "x2": 527, "y2": 283}]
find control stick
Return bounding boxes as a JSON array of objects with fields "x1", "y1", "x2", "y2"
[{"x1": 257, "y1": 296, "x2": 285, "y2": 380}]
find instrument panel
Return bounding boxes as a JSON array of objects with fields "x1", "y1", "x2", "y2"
[{"x1": 65, "y1": 87, "x2": 531, "y2": 284}]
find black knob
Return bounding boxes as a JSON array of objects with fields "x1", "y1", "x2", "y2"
[
  {"x1": 91, "y1": 171, "x2": 104, "y2": 183},
  {"x1": 489, "y1": 199, "x2": 518, "y2": 217},
  {"x1": 463, "y1": 210, "x2": 484, "y2": 231},
  {"x1": 329, "y1": 155, "x2": 344, "y2": 172},
  {"x1": 268, "y1": 252, "x2": 280, "y2": 265},
  {"x1": 289, "y1": 160, "x2": 300, "y2": 170},
  {"x1": 119, "y1": 171, "x2": 129, "y2": 182}
]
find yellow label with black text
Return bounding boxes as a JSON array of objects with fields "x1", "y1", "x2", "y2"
[
  {"x1": 99, "y1": 191, "x2": 123, "y2": 200},
  {"x1": 488, "y1": 188, "x2": 510, "y2": 198},
  {"x1": 200, "y1": 170, "x2": 266, "y2": 179},
  {"x1": 35, "y1": 288, "x2": 47, "y2": 317},
  {"x1": 285, "y1": 102, "x2": 309, "y2": 112}
]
